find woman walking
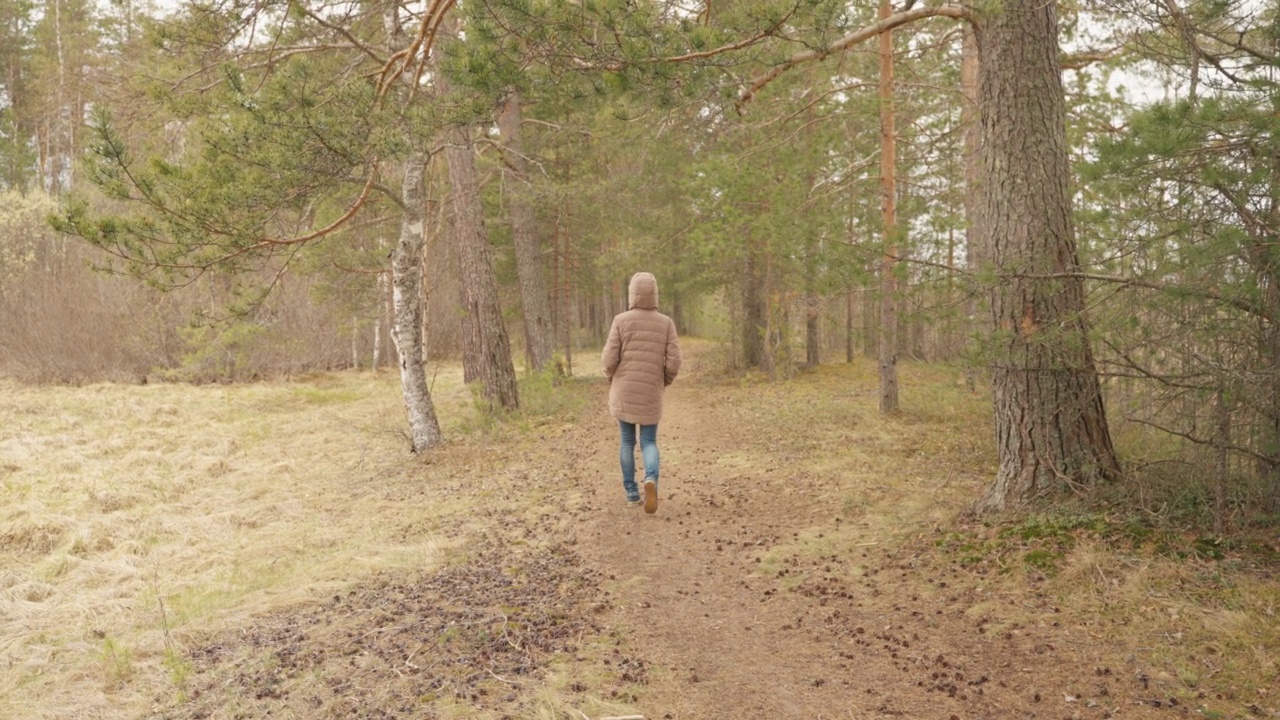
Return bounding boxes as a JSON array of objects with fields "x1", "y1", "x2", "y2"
[{"x1": 601, "y1": 272, "x2": 682, "y2": 514}]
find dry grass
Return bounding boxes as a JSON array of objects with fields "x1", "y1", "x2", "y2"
[
  {"x1": 716, "y1": 359, "x2": 996, "y2": 542},
  {"x1": 1049, "y1": 540, "x2": 1280, "y2": 699},
  {"x1": 0, "y1": 370, "x2": 478, "y2": 719},
  {"x1": 3, "y1": 349, "x2": 1277, "y2": 719},
  {"x1": 709, "y1": 358, "x2": 1278, "y2": 716}
]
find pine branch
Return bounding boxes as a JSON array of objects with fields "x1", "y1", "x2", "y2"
[
  {"x1": 1006, "y1": 270, "x2": 1273, "y2": 323},
  {"x1": 738, "y1": 5, "x2": 971, "y2": 109},
  {"x1": 1061, "y1": 46, "x2": 1127, "y2": 70}
]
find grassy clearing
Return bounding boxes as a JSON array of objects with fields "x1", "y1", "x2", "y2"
[
  {"x1": 0, "y1": 369, "x2": 486, "y2": 719},
  {"x1": 715, "y1": 359, "x2": 996, "y2": 537}
]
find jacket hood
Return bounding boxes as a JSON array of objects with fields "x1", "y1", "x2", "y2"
[{"x1": 628, "y1": 272, "x2": 659, "y2": 310}]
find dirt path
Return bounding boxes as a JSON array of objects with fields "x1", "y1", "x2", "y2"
[
  {"x1": 565, "y1": 373, "x2": 1182, "y2": 720},
  {"x1": 143, "y1": 362, "x2": 1208, "y2": 720}
]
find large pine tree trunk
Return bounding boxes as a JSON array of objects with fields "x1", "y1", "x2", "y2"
[
  {"x1": 391, "y1": 151, "x2": 444, "y2": 452},
  {"x1": 444, "y1": 125, "x2": 520, "y2": 410},
  {"x1": 1257, "y1": 159, "x2": 1280, "y2": 511},
  {"x1": 497, "y1": 93, "x2": 555, "y2": 372},
  {"x1": 1253, "y1": 259, "x2": 1280, "y2": 512},
  {"x1": 974, "y1": 0, "x2": 1120, "y2": 512},
  {"x1": 456, "y1": 247, "x2": 481, "y2": 383}
]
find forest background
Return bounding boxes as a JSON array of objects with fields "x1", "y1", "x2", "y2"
[
  {"x1": 3, "y1": 0, "x2": 1280, "y2": 716},
  {"x1": 5, "y1": 0, "x2": 1280, "y2": 519}
]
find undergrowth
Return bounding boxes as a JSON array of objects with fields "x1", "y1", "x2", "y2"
[
  {"x1": 709, "y1": 355, "x2": 1278, "y2": 715},
  {"x1": 454, "y1": 370, "x2": 595, "y2": 438},
  {"x1": 937, "y1": 509, "x2": 1279, "y2": 577}
]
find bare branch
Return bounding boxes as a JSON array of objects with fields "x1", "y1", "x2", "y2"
[
  {"x1": 249, "y1": 168, "x2": 381, "y2": 249},
  {"x1": 738, "y1": 5, "x2": 971, "y2": 108},
  {"x1": 1124, "y1": 415, "x2": 1271, "y2": 463},
  {"x1": 655, "y1": 3, "x2": 799, "y2": 64},
  {"x1": 1061, "y1": 46, "x2": 1127, "y2": 70},
  {"x1": 1009, "y1": 270, "x2": 1272, "y2": 322},
  {"x1": 294, "y1": 5, "x2": 389, "y2": 66}
]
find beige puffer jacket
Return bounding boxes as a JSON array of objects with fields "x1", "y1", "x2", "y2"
[{"x1": 601, "y1": 272, "x2": 682, "y2": 425}]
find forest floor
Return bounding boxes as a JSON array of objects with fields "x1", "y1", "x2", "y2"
[{"x1": 2, "y1": 342, "x2": 1277, "y2": 720}]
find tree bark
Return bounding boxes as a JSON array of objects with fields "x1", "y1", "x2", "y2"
[
  {"x1": 443, "y1": 125, "x2": 520, "y2": 410},
  {"x1": 878, "y1": 0, "x2": 900, "y2": 413},
  {"x1": 391, "y1": 151, "x2": 444, "y2": 452},
  {"x1": 497, "y1": 92, "x2": 555, "y2": 372},
  {"x1": 742, "y1": 248, "x2": 766, "y2": 368},
  {"x1": 372, "y1": 271, "x2": 386, "y2": 371},
  {"x1": 1214, "y1": 386, "x2": 1229, "y2": 534},
  {"x1": 457, "y1": 237, "x2": 481, "y2": 383},
  {"x1": 805, "y1": 233, "x2": 820, "y2": 367},
  {"x1": 846, "y1": 290, "x2": 855, "y2": 363},
  {"x1": 974, "y1": 0, "x2": 1120, "y2": 512},
  {"x1": 351, "y1": 315, "x2": 360, "y2": 370},
  {"x1": 961, "y1": 24, "x2": 983, "y2": 393},
  {"x1": 862, "y1": 284, "x2": 877, "y2": 358}
]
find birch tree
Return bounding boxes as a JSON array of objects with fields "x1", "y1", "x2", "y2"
[{"x1": 55, "y1": 0, "x2": 453, "y2": 450}]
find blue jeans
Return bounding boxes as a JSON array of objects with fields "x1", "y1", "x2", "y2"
[{"x1": 619, "y1": 421, "x2": 659, "y2": 500}]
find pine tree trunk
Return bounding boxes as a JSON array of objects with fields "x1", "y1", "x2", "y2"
[
  {"x1": 444, "y1": 125, "x2": 519, "y2": 410},
  {"x1": 1258, "y1": 159, "x2": 1280, "y2": 512},
  {"x1": 846, "y1": 290, "x2": 855, "y2": 363},
  {"x1": 562, "y1": 241, "x2": 574, "y2": 375},
  {"x1": 961, "y1": 24, "x2": 983, "y2": 393},
  {"x1": 498, "y1": 93, "x2": 555, "y2": 372},
  {"x1": 1214, "y1": 386, "x2": 1230, "y2": 534},
  {"x1": 743, "y1": 249, "x2": 766, "y2": 368},
  {"x1": 878, "y1": 0, "x2": 900, "y2": 414},
  {"x1": 457, "y1": 237, "x2": 481, "y2": 383},
  {"x1": 974, "y1": 0, "x2": 1120, "y2": 512},
  {"x1": 1257, "y1": 280, "x2": 1280, "y2": 513},
  {"x1": 862, "y1": 284, "x2": 877, "y2": 358},
  {"x1": 805, "y1": 234, "x2": 821, "y2": 368},
  {"x1": 391, "y1": 151, "x2": 444, "y2": 453}
]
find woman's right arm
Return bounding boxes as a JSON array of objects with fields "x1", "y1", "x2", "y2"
[{"x1": 601, "y1": 318, "x2": 623, "y2": 381}]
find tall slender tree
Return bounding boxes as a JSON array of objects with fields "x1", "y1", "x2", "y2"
[
  {"x1": 443, "y1": 120, "x2": 520, "y2": 409},
  {"x1": 877, "y1": 0, "x2": 899, "y2": 414},
  {"x1": 498, "y1": 92, "x2": 555, "y2": 372},
  {"x1": 391, "y1": 149, "x2": 444, "y2": 450}
]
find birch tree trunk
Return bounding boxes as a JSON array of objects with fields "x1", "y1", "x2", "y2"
[
  {"x1": 351, "y1": 316, "x2": 359, "y2": 370},
  {"x1": 444, "y1": 125, "x2": 520, "y2": 410},
  {"x1": 974, "y1": 0, "x2": 1120, "y2": 511},
  {"x1": 391, "y1": 151, "x2": 444, "y2": 452},
  {"x1": 498, "y1": 92, "x2": 555, "y2": 372},
  {"x1": 372, "y1": 271, "x2": 386, "y2": 371}
]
